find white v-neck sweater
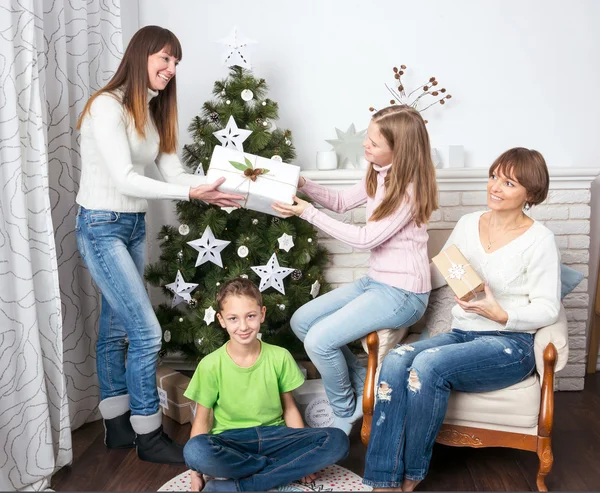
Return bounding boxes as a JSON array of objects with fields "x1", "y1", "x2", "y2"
[
  {"x1": 431, "y1": 211, "x2": 561, "y2": 333},
  {"x1": 76, "y1": 88, "x2": 206, "y2": 213}
]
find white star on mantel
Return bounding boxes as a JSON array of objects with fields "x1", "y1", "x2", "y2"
[
  {"x1": 204, "y1": 306, "x2": 216, "y2": 325},
  {"x1": 326, "y1": 123, "x2": 367, "y2": 168},
  {"x1": 165, "y1": 271, "x2": 198, "y2": 308},
  {"x1": 213, "y1": 116, "x2": 252, "y2": 152},
  {"x1": 217, "y1": 26, "x2": 257, "y2": 69},
  {"x1": 187, "y1": 226, "x2": 231, "y2": 268},
  {"x1": 277, "y1": 233, "x2": 294, "y2": 252},
  {"x1": 251, "y1": 253, "x2": 295, "y2": 294}
]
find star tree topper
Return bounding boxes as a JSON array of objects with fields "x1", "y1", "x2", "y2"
[
  {"x1": 165, "y1": 271, "x2": 199, "y2": 308},
  {"x1": 217, "y1": 26, "x2": 257, "y2": 69},
  {"x1": 187, "y1": 226, "x2": 231, "y2": 268},
  {"x1": 213, "y1": 116, "x2": 252, "y2": 152},
  {"x1": 326, "y1": 123, "x2": 367, "y2": 168},
  {"x1": 251, "y1": 253, "x2": 295, "y2": 294}
]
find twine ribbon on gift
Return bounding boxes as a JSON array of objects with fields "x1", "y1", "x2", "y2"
[
  {"x1": 228, "y1": 159, "x2": 294, "y2": 208},
  {"x1": 442, "y1": 250, "x2": 478, "y2": 300}
]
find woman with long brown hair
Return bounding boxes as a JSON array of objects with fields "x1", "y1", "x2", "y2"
[
  {"x1": 272, "y1": 105, "x2": 438, "y2": 435},
  {"x1": 75, "y1": 25, "x2": 242, "y2": 464}
]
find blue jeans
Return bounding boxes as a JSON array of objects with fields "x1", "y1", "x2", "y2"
[
  {"x1": 290, "y1": 277, "x2": 429, "y2": 417},
  {"x1": 75, "y1": 206, "x2": 162, "y2": 416},
  {"x1": 363, "y1": 329, "x2": 536, "y2": 487},
  {"x1": 183, "y1": 426, "x2": 349, "y2": 491}
]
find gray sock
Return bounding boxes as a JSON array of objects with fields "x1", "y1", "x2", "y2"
[
  {"x1": 130, "y1": 409, "x2": 162, "y2": 435},
  {"x1": 98, "y1": 395, "x2": 130, "y2": 420}
]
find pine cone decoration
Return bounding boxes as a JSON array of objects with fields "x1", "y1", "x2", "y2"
[{"x1": 292, "y1": 269, "x2": 303, "y2": 281}]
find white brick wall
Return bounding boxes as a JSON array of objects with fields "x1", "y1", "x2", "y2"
[{"x1": 313, "y1": 185, "x2": 594, "y2": 391}]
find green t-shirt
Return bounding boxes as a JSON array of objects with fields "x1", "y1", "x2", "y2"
[{"x1": 184, "y1": 341, "x2": 305, "y2": 434}]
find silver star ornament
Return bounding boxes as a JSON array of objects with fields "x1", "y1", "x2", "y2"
[
  {"x1": 277, "y1": 233, "x2": 294, "y2": 252},
  {"x1": 187, "y1": 226, "x2": 231, "y2": 268},
  {"x1": 204, "y1": 306, "x2": 216, "y2": 325},
  {"x1": 213, "y1": 116, "x2": 252, "y2": 152},
  {"x1": 165, "y1": 271, "x2": 199, "y2": 308},
  {"x1": 251, "y1": 253, "x2": 295, "y2": 294}
]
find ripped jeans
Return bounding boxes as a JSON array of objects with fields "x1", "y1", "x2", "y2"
[{"x1": 363, "y1": 329, "x2": 535, "y2": 488}]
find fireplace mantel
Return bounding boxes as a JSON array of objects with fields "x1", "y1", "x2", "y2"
[{"x1": 302, "y1": 167, "x2": 600, "y2": 191}]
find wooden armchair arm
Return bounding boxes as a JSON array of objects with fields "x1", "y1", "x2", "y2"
[
  {"x1": 538, "y1": 342, "x2": 557, "y2": 438},
  {"x1": 361, "y1": 331, "x2": 380, "y2": 446}
]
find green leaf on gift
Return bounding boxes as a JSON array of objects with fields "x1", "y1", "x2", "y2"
[
  {"x1": 229, "y1": 160, "x2": 249, "y2": 171},
  {"x1": 262, "y1": 169, "x2": 270, "y2": 174},
  {"x1": 244, "y1": 157, "x2": 253, "y2": 169}
]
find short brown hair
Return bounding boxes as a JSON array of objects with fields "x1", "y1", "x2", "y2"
[
  {"x1": 216, "y1": 278, "x2": 263, "y2": 312},
  {"x1": 489, "y1": 147, "x2": 549, "y2": 208}
]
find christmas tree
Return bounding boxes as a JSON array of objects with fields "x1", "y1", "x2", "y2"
[{"x1": 145, "y1": 67, "x2": 331, "y2": 362}]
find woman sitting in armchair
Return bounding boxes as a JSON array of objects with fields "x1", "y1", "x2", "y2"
[{"x1": 363, "y1": 147, "x2": 561, "y2": 492}]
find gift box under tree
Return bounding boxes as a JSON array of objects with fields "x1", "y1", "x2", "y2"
[
  {"x1": 156, "y1": 366, "x2": 197, "y2": 424},
  {"x1": 206, "y1": 145, "x2": 300, "y2": 217}
]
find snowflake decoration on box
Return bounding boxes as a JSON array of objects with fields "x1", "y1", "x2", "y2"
[{"x1": 447, "y1": 264, "x2": 466, "y2": 280}]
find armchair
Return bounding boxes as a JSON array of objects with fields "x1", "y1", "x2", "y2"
[{"x1": 360, "y1": 229, "x2": 569, "y2": 492}]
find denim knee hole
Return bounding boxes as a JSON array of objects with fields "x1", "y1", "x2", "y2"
[
  {"x1": 377, "y1": 382, "x2": 392, "y2": 402},
  {"x1": 407, "y1": 368, "x2": 421, "y2": 393},
  {"x1": 392, "y1": 344, "x2": 415, "y2": 356}
]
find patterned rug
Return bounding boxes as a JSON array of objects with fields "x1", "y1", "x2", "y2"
[{"x1": 158, "y1": 464, "x2": 372, "y2": 491}]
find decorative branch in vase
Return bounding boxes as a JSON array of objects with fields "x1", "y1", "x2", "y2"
[{"x1": 369, "y1": 64, "x2": 452, "y2": 123}]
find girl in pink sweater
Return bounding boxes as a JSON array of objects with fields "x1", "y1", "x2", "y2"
[{"x1": 272, "y1": 105, "x2": 438, "y2": 434}]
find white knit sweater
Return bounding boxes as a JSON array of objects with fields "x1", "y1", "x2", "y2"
[
  {"x1": 76, "y1": 88, "x2": 206, "y2": 213},
  {"x1": 431, "y1": 211, "x2": 561, "y2": 333}
]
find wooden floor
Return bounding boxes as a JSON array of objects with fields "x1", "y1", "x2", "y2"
[{"x1": 52, "y1": 374, "x2": 600, "y2": 492}]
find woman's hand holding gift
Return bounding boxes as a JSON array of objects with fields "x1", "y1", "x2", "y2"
[{"x1": 454, "y1": 283, "x2": 509, "y2": 325}]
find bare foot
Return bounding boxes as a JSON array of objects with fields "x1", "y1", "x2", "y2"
[
  {"x1": 401, "y1": 479, "x2": 422, "y2": 492},
  {"x1": 372, "y1": 488, "x2": 403, "y2": 492}
]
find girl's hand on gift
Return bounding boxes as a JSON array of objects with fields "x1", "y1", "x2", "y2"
[
  {"x1": 297, "y1": 176, "x2": 306, "y2": 188},
  {"x1": 189, "y1": 177, "x2": 244, "y2": 207},
  {"x1": 454, "y1": 283, "x2": 509, "y2": 324},
  {"x1": 190, "y1": 471, "x2": 205, "y2": 492},
  {"x1": 271, "y1": 195, "x2": 310, "y2": 217}
]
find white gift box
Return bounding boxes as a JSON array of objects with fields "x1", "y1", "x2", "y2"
[
  {"x1": 292, "y1": 379, "x2": 334, "y2": 428},
  {"x1": 206, "y1": 146, "x2": 300, "y2": 217}
]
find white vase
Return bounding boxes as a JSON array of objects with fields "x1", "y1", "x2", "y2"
[
  {"x1": 438, "y1": 145, "x2": 465, "y2": 168},
  {"x1": 316, "y1": 150, "x2": 338, "y2": 170}
]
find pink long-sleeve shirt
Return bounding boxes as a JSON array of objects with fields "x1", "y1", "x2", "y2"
[{"x1": 299, "y1": 164, "x2": 431, "y2": 293}]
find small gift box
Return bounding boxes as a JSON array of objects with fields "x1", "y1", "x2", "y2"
[
  {"x1": 156, "y1": 366, "x2": 197, "y2": 424},
  {"x1": 432, "y1": 244, "x2": 484, "y2": 301},
  {"x1": 206, "y1": 146, "x2": 300, "y2": 217}
]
